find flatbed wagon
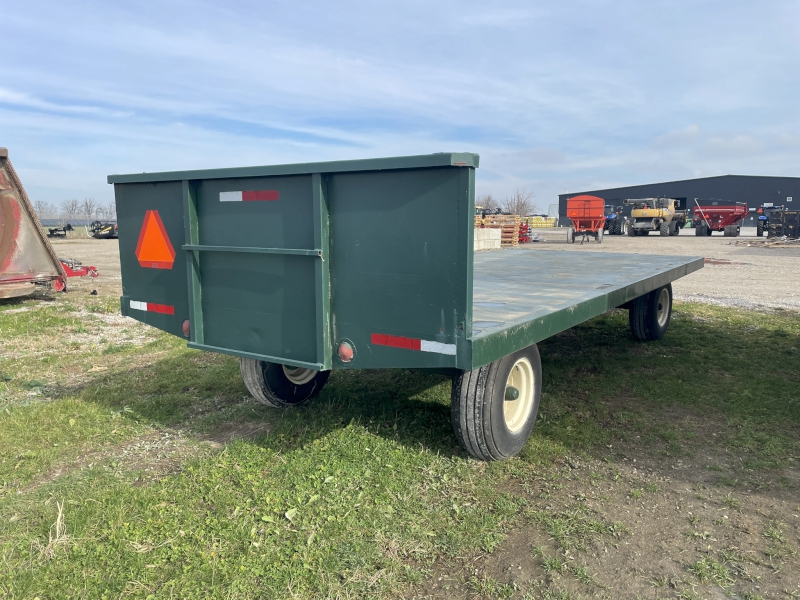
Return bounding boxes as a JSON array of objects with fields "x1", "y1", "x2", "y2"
[{"x1": 108, "y1": 153, "x2": 702, "y2": 461}]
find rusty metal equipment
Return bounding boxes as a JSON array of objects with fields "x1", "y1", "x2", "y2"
[
  {"x1": 565, "y1": 195, "x2": 605, "y2": 243},
  {"x1": 0, "y1": 148, "x2": 99, "y2": 298},
  {"x1": 0, "y1": 148, "x2": 68, "y2": 298}
]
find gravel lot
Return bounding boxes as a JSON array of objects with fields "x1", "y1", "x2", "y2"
[
  {"x1": 51, "y1": 226, "x2": 800, "y2": 312},
  {"x1": 520, "y1": 226, "x2": 800, "y2": 312}
]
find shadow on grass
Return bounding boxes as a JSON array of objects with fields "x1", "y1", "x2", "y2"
[
  {"x1": 49, "y1": 304, "x2": 800, "y2": 477},
  {"x1": 53, "y1": 346, "x2": 466, "y2": 459}
]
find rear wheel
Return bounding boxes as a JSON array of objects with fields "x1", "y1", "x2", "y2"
[
  {"x1": 240, "y1": 358, "x2": 330, "y2": 407},
  {"x1": 706, "y1": 226, "x2": 712, "y2": 236},
  {"x1": 451, "y1": 344, "x2": 542, "y2": 461},
  {"x1": 695, "y1": 223, "x2": 705, "y2": 236},
  {"x1": 757, "y1": 221, "x2": 764, "y2": 237},
  {"x1": 660, "y1": 221, "x2": 669, "y2": 236},
  {"x1": 629, "y1": 284, "x2": 672, "y2": 341},
  {"x1": 627, "y1": 222, "x2": 636, "y2": 236},
  {"x1": 567, "y1": 227, "x2": 575, "y2": 243},
  {"x1": 596, "y1": 228, "x2": 603, "y2": 243}
]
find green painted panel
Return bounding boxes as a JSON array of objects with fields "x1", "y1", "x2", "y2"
[
  {"x1": 196, "y1": 175, "x2": 314, "y2": 251},
  {"x1": 328, "y1": 167, "x2": 472, "y2": 370},
  {"x1": 115, "y1": 181, "x2": 188, "y2": 338},
  {"x1": 200, "y1": 252, "x2": 318, "y2": 363}
]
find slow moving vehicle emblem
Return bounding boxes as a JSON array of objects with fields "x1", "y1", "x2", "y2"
[{"x1": 135, "y1": 210, "x2": 175, "y2": 269}]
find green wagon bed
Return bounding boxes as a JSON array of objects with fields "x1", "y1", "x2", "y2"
[{"x1": 108, "y1": 153, "x2": 702, "y2": 461}]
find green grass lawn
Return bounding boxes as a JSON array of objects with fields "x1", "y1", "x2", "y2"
[{"x1": 0, "y1": 299, "x2": 798, "y2": 599}]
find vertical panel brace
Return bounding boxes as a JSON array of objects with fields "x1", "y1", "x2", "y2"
[
  {"x1": 182, "y1": 180, "x2": 205, "y2": 345},
  {"x1": 312, "y1": 173, "x2": 332, "y2": 369}
]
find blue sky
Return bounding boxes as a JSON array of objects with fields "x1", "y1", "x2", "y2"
[{"x1": 3, "y1": 0, "x2": 799, "y2": 211}]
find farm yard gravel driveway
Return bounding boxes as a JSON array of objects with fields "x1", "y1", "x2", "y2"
[{"x1": 520, "y1": 226, "x2": 800, "y2": 312}]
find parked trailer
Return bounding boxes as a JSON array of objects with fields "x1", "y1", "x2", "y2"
[
  {"x1": 108, "y1": 153, "x2": 702, "y2": 461},
  {"x1": 565, "y1": 195, "x2": 606, "y2": 243},
  {"x1": 692, "y1": 202, "x2": 749, "y2": 237}
]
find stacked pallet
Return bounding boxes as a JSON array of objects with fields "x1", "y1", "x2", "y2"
[
  {"x1": 523, "y1": 216, "x2": 556, "y2": 228},
  {"x1": 483, "y1": 214, "x2": 520, "y2": 246}
]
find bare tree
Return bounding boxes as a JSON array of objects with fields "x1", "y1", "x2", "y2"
[
  {"x1": 104, "y1": 201, "x2": 116, "y2": 220},
  {"x1": 501, "y1": 189, "x2": 538, "y2": 216},
  {"x1": 80, "y1": 198, "x2": 98, "y2": 222},
  {"x1": 61, "y1": 199, "x2": 81, "y2": 221},
  {"x1": 476, "y1": 194, "x2": 499, "y2": 212},
  {"x1": 33, "y1": 200, "x2": 52, "y2": 218}
]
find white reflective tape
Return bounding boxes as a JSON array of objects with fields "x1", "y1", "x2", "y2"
[
  {"x1": 219, "y1": 191, "x2": 243, "y2": 202},
  {"x1": 420, "y1": 340, "x2": 457, "y2": 355},
  {"x1": 130, "y1": 300, "x2": 147, "y2": 311}
]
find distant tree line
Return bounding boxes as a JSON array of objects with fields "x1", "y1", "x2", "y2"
[
  {"x1": 476, "y1": 189, "x2": 539, "y2": 216},
  {"x1": 32, "y1": 198, "x2": 116, "y2": 222}
]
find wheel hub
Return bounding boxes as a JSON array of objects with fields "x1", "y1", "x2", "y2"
[
  {"x1": 282, "y1": 365, "x2": 317, "y2": 385},
  {"x1": 656, "y1": 288, "x2": 670, "y2": 327},
  {"x1": 503, "y1": 358, "x2": 534, "y2": 433}
]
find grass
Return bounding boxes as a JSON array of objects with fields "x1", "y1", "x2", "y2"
[{"x1": 0, "y1": 295, "x2": 798, "y2": 598}]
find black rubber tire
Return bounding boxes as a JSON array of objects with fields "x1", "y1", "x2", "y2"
[
  {"x1": 451, "y1": 344, "x2": 542, "y2": 461},
  {"x1": 567, "y1": 227, "x2": 575, "y2": 243},
  {"x1": 695, "y1": 224, "x2": 704, "y2": 236},
  {"x1": 756, "y1": 221, "x2": 764, "y2": 237},
  {"x1": 706, "y1": 227, "x2": 712, "y2": 236},
  {"x1": 629, "y1": 284, "x2": 673, "y2": 341},
  {"x1": 641, "y1": 230, "x2": 650, "y2": 236},
  {"x1": 240, "y1": 358, "x2": 330, "y2": 408},
  {"x1": 670, "y1": 221, "x2": 679, "y2": 236},
  {"x1": 627, "y1": 222, "x2": 636, "y2": 236},
  {"x1": 660, "y1": 221, "x2": 670, "y2": 236},
  {"x1": 596, "y1": 228, "x2": 603, "y2": 243}
]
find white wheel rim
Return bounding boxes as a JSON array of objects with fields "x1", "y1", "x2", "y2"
[
  {"x1": 282, "y1": 365, "x2": 317, "y2": 385},
  {"x1": 656, "y1": 288, "x2": 670, "y2": 327},
  {"x1": 503, "y1": 357, "x2": 535, "y2": 433}
]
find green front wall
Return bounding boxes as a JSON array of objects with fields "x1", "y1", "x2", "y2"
[{"x1": 112, "y1": 155, "x2": 476, "y2": 371}]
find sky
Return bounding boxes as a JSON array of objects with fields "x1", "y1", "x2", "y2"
[{"x1": 3, "y1": 0, "x2": 799, "y2": 212}]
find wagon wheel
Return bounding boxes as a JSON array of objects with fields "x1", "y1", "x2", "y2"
[
  {"x1": 567, "y1": 227, "x2": 575, "y2": 244},
  {"x1": 596, "y1": 228, "x2": 603, "y2": 243},
  {"x1": 629, "y1": 284, "x2": 672, "y2": 341},
  {"x1": 451, "y1": 344, "x2": 542, "y2": 461},
  {"x1": 240, "y1": 358, "x2": 330, "y2": 407}
]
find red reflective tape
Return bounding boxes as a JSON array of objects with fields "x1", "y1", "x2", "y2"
[
  {"x1": 371, "y1": 333, "x2": 421, "y2": 351},
  {"x1": 242, "y1": 190, "x2": 280, "y2": 201},
  {"x1": 147, "y1": 303, "x2": 175, "y2": 315}
]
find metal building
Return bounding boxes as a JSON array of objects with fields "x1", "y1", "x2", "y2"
[{"x1": 558, "y1": 175, "x2": 800, "y2": 226}]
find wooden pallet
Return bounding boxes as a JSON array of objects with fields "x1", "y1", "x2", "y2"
[{"x1": 483, "y1": 215, "x2": 520, "y2": 246}]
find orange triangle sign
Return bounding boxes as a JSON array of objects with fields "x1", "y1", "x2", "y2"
[{"x1": 135, "y1": 210, "x2": 175, "y2": 269}]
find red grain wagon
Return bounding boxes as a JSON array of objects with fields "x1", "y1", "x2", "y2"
[{"x1": 566, "y1": 195, "x2": 605, "y2": 243}]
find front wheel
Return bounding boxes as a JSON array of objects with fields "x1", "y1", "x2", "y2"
[
  {"x1": 451, "y1": 344, "x2": 542, "y2": 461},
  {"x1": 567, "y1": 227, "x2": 575, "y2": 244},
  {"x1": 240, "y1": 358, "x2": 330, "y2": 407},
  {"x1": 596, "y1": 228, "x2": 604, "y2": 243},
  {"x1": 629, "y1": 284, "x2": 672, "y2": 341},
  {"x1": 756, "y1": 221, "x2": 764, "y2": 237}
]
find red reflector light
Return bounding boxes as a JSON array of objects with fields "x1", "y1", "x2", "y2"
[{"x1": 337, "y1": 341, "x2": 354, "y2": 363}]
